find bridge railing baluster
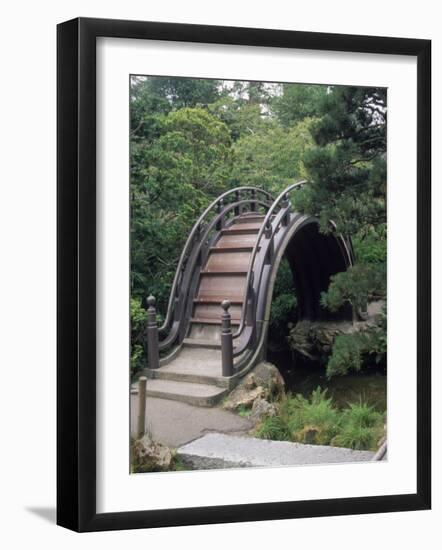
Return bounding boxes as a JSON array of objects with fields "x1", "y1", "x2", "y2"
[
  {"x1": 221, "y1": 300, "x2": 234, "y2": 377},
  {"x1": 146, "y1": 295, "x2": 160, "y2": 370},
  {"x1": 216, "y1": 199, "x2": 224, "y2": 230},
  {"x1": 251, "y1": 189, "x2": 257, "y2": 212}
]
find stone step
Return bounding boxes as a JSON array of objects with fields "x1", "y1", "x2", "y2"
[
  {"x1": 177, "y1": 434, "x2": 376, "y2": 469},
  {"x1": 148, "y1": 347, "x2": 237, "y2": 389},
  {"x1": 182, "y1": 337, "x2": 221, "y2": 349},
  {"x1": 147, "y1": 366, "x2": 233, "y2": 388},
  {"x1": 141, "y1": 378, "x2": 228, "y2": 407}
]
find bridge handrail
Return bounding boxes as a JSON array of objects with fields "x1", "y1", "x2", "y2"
[
  {"x1": 157, "y1": 186, "x2": 274, "y2": 337},
  {"x1": 233, "y1": 180, "x2": 307, "y2": 343},
  {"x1": 157, "y1": 197, "x2": 273, "y2": 350}
]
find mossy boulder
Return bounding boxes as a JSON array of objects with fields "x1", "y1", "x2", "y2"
[{"x1": 223, "y1": 361, "x2": 285, "y2": 412}]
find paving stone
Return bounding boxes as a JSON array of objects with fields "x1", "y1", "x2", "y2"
[{"x1": 177, "y1": 433, "x2": 375, "y2": 469}]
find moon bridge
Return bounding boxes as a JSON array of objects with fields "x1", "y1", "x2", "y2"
[{"x1": 142, "y1": 183, "x2": 353, "y2": 406}]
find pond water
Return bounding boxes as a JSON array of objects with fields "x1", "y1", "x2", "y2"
[{"x1": 268, "y1": 349, "x2": 387, "y2": 412}]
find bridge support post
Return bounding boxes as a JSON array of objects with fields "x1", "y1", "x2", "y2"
[
  {"x1": 234, "y1": 190, "x2": 241, "y2": 216},
  {"x1": 146, "y1": 295, "x2": 160, "y2": 369},
  {"x1": 221, "y1": 300, "x2": 234, "y2": 377},
  {"x1": 264, "y1": 220, "x2": 274, "y2": 263},
  {"x1": 216, "y1": 199, "x2": 224, "y2": 230},
  {"x1": 251, "y1": 189, "x2": 257, "y2": 212},
  {"x1": 281, "y1": 193, "x2": 290, "y2": 226}
]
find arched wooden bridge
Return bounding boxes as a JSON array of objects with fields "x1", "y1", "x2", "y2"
[{"x1": 143, "y1": 182, "x2": 354, "y2": 406}]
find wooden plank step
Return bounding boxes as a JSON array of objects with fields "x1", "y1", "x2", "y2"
[
  {"x1": 200, "y1": 270, "x2": 248, "y2": 276},
  {"x1": 209, "y1": 246, "x2": 254, "y2": 253},
  {"x1": 221, "y1": 224, "x2": 261, "y2": 235},
  {"x1": 214, "y1": 233, "x2": 258, "y2": 248},
  {"x1": 193, "y1": 303, "x2": 242, "y2": 320},
  {"x1": 190, "y1": 317, "x2": 240, "y2": 325},
  {"x1": 235, "y1": 214, "x2": 266, "y2": 224},
  {"x1": 205, "y1": 250, "x2": 251, "y2": 272},
  {"x1": 197, "y1": 274, "x2": 246, "y2": 297},
  {"x1": 193, "y1": 296, "x2": 243, "y2": 305}
]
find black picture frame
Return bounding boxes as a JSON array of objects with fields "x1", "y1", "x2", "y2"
[{"x1": 57, "y1": 17, "x2": 431, "y2": 532}]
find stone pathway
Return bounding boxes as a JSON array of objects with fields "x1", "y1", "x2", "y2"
[
  {"x1": 177, "y1": 433, "x2": 376, "y2": 469},
  {"x1": 130, "y1": 395, "x2": 253, "y2": 448}
]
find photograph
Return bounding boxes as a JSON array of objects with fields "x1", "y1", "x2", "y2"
[
  {"x1": 129, "y1": 75, "x2": 388, "y2": 473},
  {"x1": 0, "y1": 0, "x2": 435, "y2": 542}
]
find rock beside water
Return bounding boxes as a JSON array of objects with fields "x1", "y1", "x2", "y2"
[
  {"x1": 287, "y1": 300, "x2": 385, "y2": 361},
  {"x1": 222, "y1": 361, "x2": 285, "y2": 414}
]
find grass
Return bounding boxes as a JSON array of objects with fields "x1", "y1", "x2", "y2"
[
  {"x1": 255, "y1": 387, "x2": 385, "y2": 451},
  {"x1": 236, "y1": 404, "x2": 252, "y2": 418}
]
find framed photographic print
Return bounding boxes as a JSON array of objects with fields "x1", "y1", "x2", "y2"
[{"x1": 57, "y1": 17, "x2": 431, "y2": 532}]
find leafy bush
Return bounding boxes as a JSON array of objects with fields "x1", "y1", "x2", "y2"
[
  {"x1": 130, "y1": 297, "x2": 147, "y2": 375},
  {"x1": 320, "y1": 263, "x2": 386, "y2": 313},
  {"x1": 268, "y1": 258, "x2": 297, "y2": 347},
  {"x1": 326, "y1": 305, "x2": 387, "y2": 377},
  {"x1": 352, "y1": 224, "x2": 387, "y2": 265},
  {"x1": 255, "y1": 387, "x2": 384, "y2": 451},
  {"x1": 326, "y1": 333, "x2": 364, "y2": 377},
  {"x1": 332, "y1": 402, "x2": 384, "y2": 450},
  {"x1": 286, "y1": 388, "x2": 340, "y2": 445},
  {"x1": 255, "y1": 414, "x2": 291, "y2": 441}
]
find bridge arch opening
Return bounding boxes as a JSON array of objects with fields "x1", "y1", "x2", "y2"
[
  {"x1": 282, "y1": 220, "x2": 352, "y2": 324},
  {"x1": 265, "y1": 218, "x2": 353, "y2": 380}
]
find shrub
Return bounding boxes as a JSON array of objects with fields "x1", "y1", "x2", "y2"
[
  {"x1": 332, "y1": 402, "x2": 384, "y2": 451},
  {"x1": 326, "y1": 333, "x2": 364, "y2": 377},
  {"x1": 326, "y1": 305, "x2": 387, "y2": 377},
  {"x1": 269, "y1": 258, "x2": 297, "y2": 333},
  {"x1": 352, "y1": 224, "x2": 387, "y2": 265},
  {"x1": 288, "y1": 388, "x2": 340, "y2": 445},
  {"x1": 254, "y1": 387, "x2": 385, "y2": 451},
  {"x1": 320, "y1": 263, "x2": 386, "y2": 313},
  {"x1": 255, "y1": 414, "x2": 291, "y2": 441},
  {"x1": 130, "y1": 297, "x2": 147, "y2": 375}
]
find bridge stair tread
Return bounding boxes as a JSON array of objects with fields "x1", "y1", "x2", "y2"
[
  {"x1": 182, "y1": 337, "x2": 223, "y2": 349},
  {"x1": 190, "y1": 317, "x2": 240, "y2": 325},
  {"x1": 138, "y1": 378, "x2": 228, "y2": 407},
  {"x1": 221, "y1": 223, "x2": 262, "y2": 235}
]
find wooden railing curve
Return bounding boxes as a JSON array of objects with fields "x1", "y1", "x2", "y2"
[{"x1": 156, "y1": 186, "x2": 274, "y2": 350}]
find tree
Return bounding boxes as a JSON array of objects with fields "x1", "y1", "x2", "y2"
[
  {"x1": 142, "y1": 76, "x2": 222, "y2": 109},
  {"x1": 301, "y1": 86, "x2": 387, "y2": 235},
  {"x1": 299, "y1": 85, "x2": 387, "y2": 375},
  {"x1": 129, "y1": 77, "x2": 387, "y2": 377},
  {"x1": 272, "y1": 84, "x2": 328, "y2": 127},
  {"x1": 231, "y1": 118, "x2": 314, "y2": 194},
  {"x1": 130, "y1": 106, "x2": 232, "y2": 309}
]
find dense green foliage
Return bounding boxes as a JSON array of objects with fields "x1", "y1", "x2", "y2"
[
  {"x1": 130, "y1": 77, "x2": 387, "y2": 376},
  {"x1": 255, "y1": 387, "x2": 385, "y2": 451},
  {"x1": 299, "y1": 86, "x2": 387, "y2": 375},
  {"x1": 268, "y1": 258, "x2": 297, "y2": 348},
  {"x1": 130, "y1": 298, "x2": 147, "y2": 373},
  {"x1": 326, "y1": 307, "x2": 387, "y2": 377}
]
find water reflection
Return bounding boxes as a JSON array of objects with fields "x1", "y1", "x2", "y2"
[{"x1": 268, "y1": 349, "x2": 387, "y2": 411}]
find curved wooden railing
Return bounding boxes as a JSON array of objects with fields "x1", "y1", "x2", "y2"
[
  {"x1": 231, "y1": 180, "x2": 307, "y2": 354},
  {"x1": 157, "y1": 186, "x2": 273, "y2": 351}
]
